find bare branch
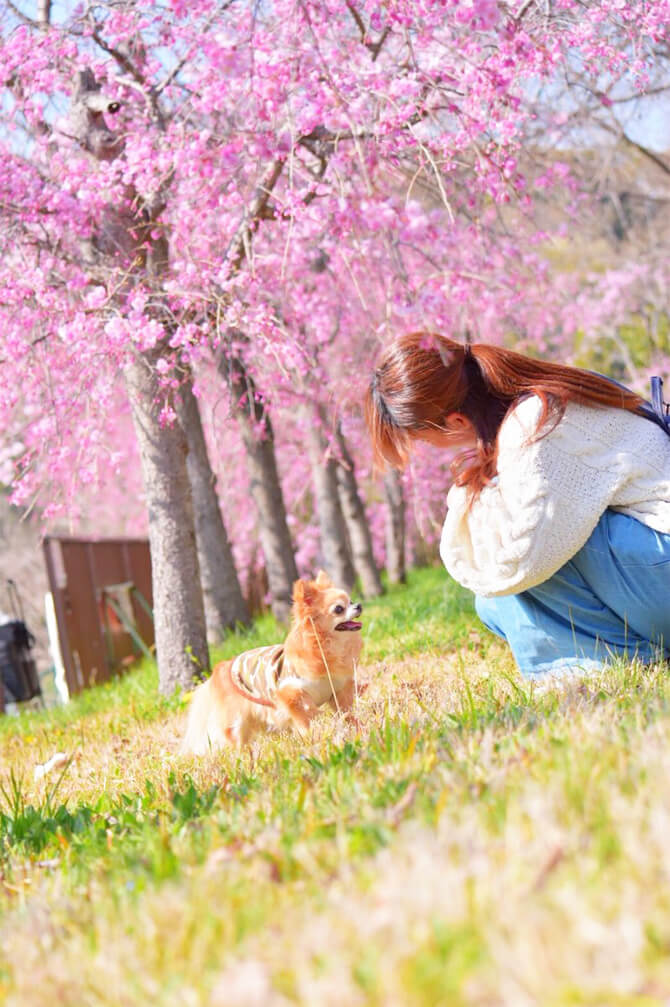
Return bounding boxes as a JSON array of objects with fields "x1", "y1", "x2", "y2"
[
  {"x1": 5, "y1": 1, "x2": 37, "y2": 26},
  {"x1": 37, "y1": 0, "x2": 51, "y2": 25},
  {"x1": 345, "y1": 2, "x2": 391, "y2": 61},
  {"x1": 345, "y1": 1, "x2": 367, "y2": 42},
  {"x1": 5, "y1": 0, "x2": 51, "y2": 26},
  {"x1": 513, "y1": 0, "x2": 536, "y2": 22},
  {"x1": 620, "y1": 134, "x2": 670, "y2": 177},
  {"x1": 222, "y1": 158, "x2": 286, "y2": 277},
  {"x1": 597, "y1": 119, "x2": 670, "y2": 178},
  {"x1": 607, "y1": 85, "x2": 670, "y2": 105}
]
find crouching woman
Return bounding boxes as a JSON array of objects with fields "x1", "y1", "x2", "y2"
[{"x1": 366, "y1": 332, "x2": 670, "y2": 681}]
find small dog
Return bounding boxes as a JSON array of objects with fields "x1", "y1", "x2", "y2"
[{"x1": 180, "y1": 571, "x2": 363, "y2": 753}]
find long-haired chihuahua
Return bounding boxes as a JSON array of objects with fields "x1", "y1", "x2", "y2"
[{"x1": 181, "y1": 571, "x2": 363, "y2": 752}]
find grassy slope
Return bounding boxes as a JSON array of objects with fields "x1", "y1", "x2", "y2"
[{"x1": 1, "y1": 567, "x2": 670, "y2": 1006}]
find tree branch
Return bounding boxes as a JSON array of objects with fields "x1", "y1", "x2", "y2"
[
  {"x1": 90, "y1": 29, "x2": 165, "y2": 128},
  {"x1": 37, "y1": 0, "x2": 51, "y2": 25},
  {"x1": 222, "y1": 158, "x2": 287, "y2": 277},
  {"x1": 155, "y1": 1, "x2": 237, "y2": 96},
  {"x1": 621, "y1": 134, "x2": 670, "y2": 177},
  {"x1": 345, "y1": 2, "x2": 390, "y2": 61},
  {"x1": 598, "y1": 120, "x2": 670, "y2": 178},
  {"x1": 5, "y1": 0, "x2": 38, "y2": 26}
]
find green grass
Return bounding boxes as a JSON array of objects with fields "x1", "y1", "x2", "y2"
[
  {"x1": 1, "y1": 566, "x2": 670, "y2": 1005},
  {"x1": 0, "y1": 566, "x2": 474, "y2": 742}
]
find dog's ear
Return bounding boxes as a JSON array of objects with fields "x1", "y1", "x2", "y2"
[
  {"x1": 292, "y1": 578, "x2": 314, "y2": 606},
  {"x1": 314, "y1": 569, "x2": 333, "y2": 589}
]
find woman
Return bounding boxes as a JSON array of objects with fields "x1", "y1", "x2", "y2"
[{"x1": 366, "y1": 332, "x2": 670, "y2": 680}]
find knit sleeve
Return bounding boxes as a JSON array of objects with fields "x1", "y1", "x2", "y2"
[{"x1": 439, "y1": 397, "x2": 621, "y2": 597}]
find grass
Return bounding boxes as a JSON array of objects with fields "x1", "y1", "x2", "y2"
[
  {"x1": 1, "y1": 566, "x2": 670, "y2": 1005},
  {"x1": 0, "y1": 566, "x2": 473, "y2": 744}
]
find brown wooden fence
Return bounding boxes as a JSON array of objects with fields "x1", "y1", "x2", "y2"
[{"x1": 43, "y1": 536, "x2": 154, "y2": 696}]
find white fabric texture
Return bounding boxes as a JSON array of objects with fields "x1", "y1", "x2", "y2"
[{"x1": 440, "y1": 395, "x2": 670, "y2": 597}]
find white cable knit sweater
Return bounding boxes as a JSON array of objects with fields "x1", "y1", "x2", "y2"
[{"x1": 440, "y1": 395, "x2": 670, "y2": 597}]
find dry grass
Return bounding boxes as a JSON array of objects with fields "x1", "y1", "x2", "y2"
[{"x1": 1, "y1": 572, "x2": 670, "y2": 1005}]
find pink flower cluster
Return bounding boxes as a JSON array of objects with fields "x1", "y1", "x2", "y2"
[{"x1": 0, "y1": 0, "x2": 668, "y2": 574}]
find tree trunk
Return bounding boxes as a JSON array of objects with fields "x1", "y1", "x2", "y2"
[
  {"x1": 384, "y1": 467, "x2": 407, "y2": 585},
  {"x1": 70, "y1": 70, "x2": 209, "y2": 693},
  {"x1": 124, "y1": 352, "x2": 210, "y2": 694},
  {"x1": 304, "y1": 407, "x2": 356, "y2": 592},
  {"x1": 334, "y1": 424, "x2": 384, "y2": 597},
  {"x1": 218, "y1": 352, "x2": 298, "y2": 623},
  {"x1": 177, "y1": 379, "x2": 250, "y2": 642}
]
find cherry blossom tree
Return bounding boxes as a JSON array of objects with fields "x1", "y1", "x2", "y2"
[{"x1": 0, "y1": 0, "x2": 668, "y2": 691}]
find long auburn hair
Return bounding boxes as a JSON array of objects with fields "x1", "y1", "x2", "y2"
[{"x1": 366, "y1": 332, "x2": 646, "y2": 495}]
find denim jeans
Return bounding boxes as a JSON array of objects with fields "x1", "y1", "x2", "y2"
[{"x1": 474, "y1": 510, "x2": 670, "y2": 678}]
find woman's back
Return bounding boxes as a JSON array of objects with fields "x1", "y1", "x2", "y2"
[{"x1": 441, "y1": 395, "x2": 670, "y2": 597}]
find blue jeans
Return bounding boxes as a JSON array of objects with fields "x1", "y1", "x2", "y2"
[{"x1": 475, "y1": 510, "x2": 670, "y2": 678}]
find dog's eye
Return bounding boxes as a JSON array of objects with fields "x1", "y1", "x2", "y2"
[{"x1": 333, "y1": 605, "x2": 345, "y2": 615}]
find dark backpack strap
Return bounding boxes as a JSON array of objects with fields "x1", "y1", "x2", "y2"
[
  {"x1": 587, "y1": 369, "x2": 670, "y2": 438},
  {"x1": 649, "y1": 376, "x2": 670, "y2": 434}
]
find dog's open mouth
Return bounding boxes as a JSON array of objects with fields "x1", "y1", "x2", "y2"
[{"x1": 335, "y1": 620, "x2": 363, "y2": 632}]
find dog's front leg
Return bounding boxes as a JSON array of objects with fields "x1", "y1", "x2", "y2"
[
  {"x1": 329, "y1": 679, "x2": 368, "y2": 714},
  {"x1": 275, "y1": 684, "x2": 321, "y2": 736}
]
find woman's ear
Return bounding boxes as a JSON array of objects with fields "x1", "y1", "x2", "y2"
[{"x1": 443, "y1": 411, "x2": 471, "y2": 432}]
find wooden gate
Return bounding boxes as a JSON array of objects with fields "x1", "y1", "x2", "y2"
[{"x1": 43, "y1": 537, "x2": 154, "y2": 696}]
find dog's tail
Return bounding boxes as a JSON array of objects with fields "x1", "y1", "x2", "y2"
[{"x1": 179, "y1": 678, "x2": 212, "y2": 755}]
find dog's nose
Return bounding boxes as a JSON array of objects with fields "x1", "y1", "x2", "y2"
[{"x1": 353, "y1": 602, "x2": 362, "y2": 616}]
